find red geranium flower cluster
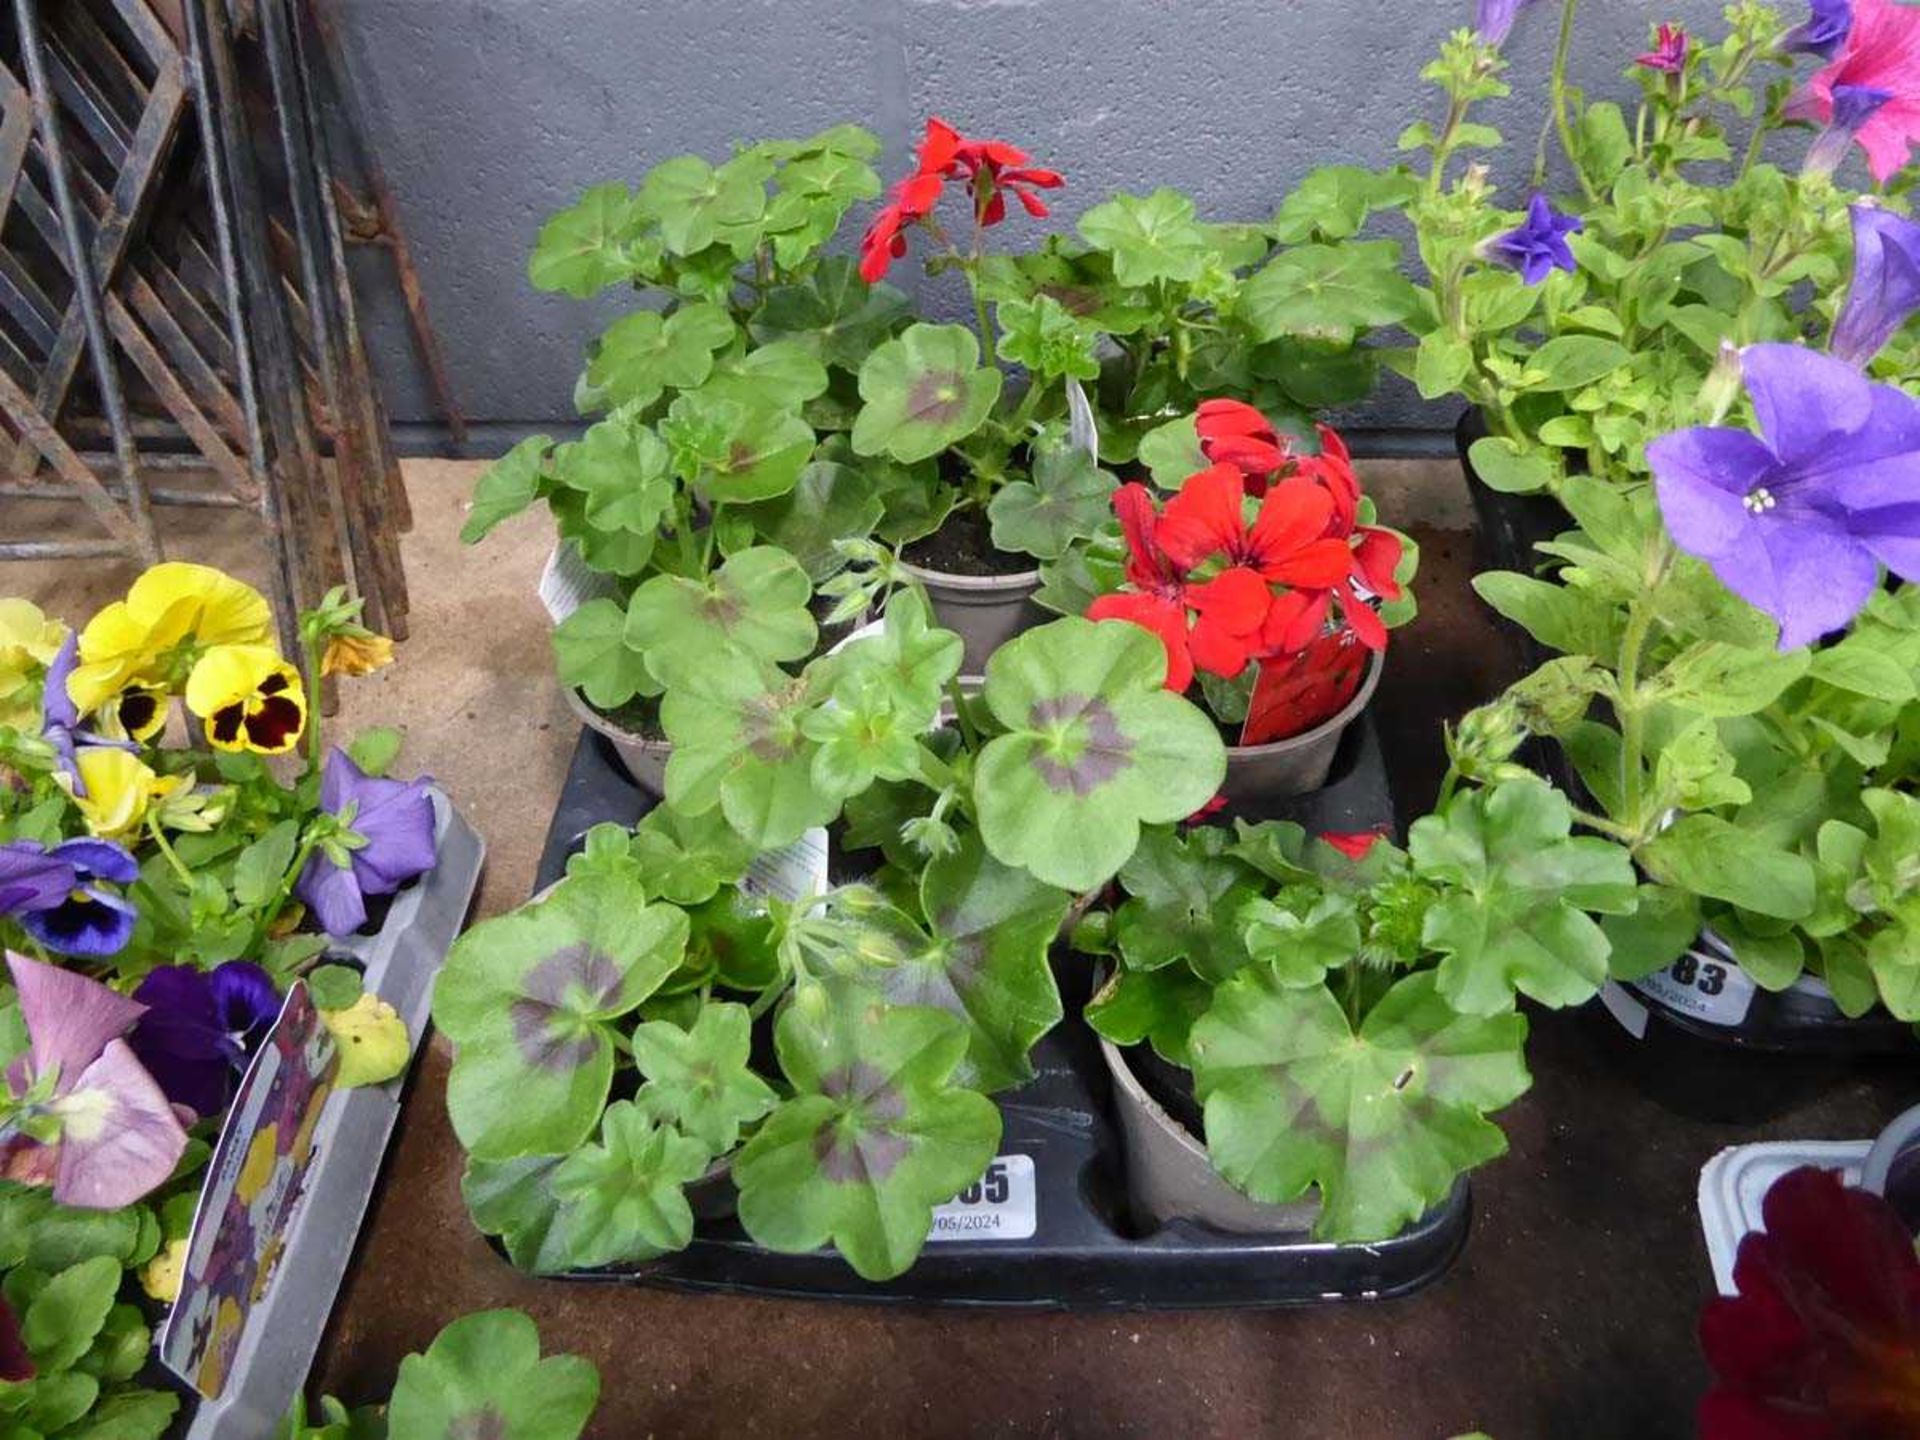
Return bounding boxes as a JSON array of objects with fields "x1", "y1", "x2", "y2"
[
  {"x1": 858, "y1": 116, "x2": 1063, "y2": 283},
  {"x1": 1088, "y1": 401, "x2": 1405, "y2": 715}
]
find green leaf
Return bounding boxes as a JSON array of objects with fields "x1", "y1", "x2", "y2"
[
  {"x1": 995, "y1": 295, "x2": 1100, "y2": 382},
  {"x1": 985, "y1": 434, "x2": 1115, "y2": 561},
  {"x1": 388, "y1": 1310, "x2": 600, "y2": 1440},
  {"x1": 0, "y1": 1190, "x2": 144, "y2": 1272},
  {"x1": 1240, "y1": 893, "x2": 1363, "y2": 986},
  {"x1": 744, "y1": 461, "x2": 885, "y2": 581},
  {"x1": 658, "y1": 390, "x2": 815, "y2": 503},
  {"x1": 552, "y1": 417, "x2": 674, "y2": 538},
  {"x1": 975, "y1": 618, "x2": 1228, "y2": 891},
  {"x1": 1135, "y1": 414, "x2": 1209, "y2": 487},
  {"x1": 733, "y1": 985, "x2": 1001, "y2": 1281},
  {"x1": 529, "y1": 184, "x2": 643, "y2": 297},
  {"x1": 1521, "y1": 335, "x2": 1630, "y2": 392},
  {"x1": 344, "y1": 725, "x2": 404, "y2": 778},
  {"x1": 1410, "y1": 779, "x2": 1637, "y2": 1014},
  {"x1": 462, "y1": 435, "x2": 552, "y2": 543},
  {"x1": 61, "y1": 1388, "x2": 179, "y2": 1440},
  {"x1": 699, "y1": 339, "x2": 829, "y2": 411},
  {"x1": 1075, "y1": 188, "x2": 1210, "y2": 286},
  {"x1": 549, "y1": 1101, "x2": 713, "y2": 1266},
  {"x1": 1240, "y1": 241, "x2": 1420, "y2": 339},
  {"x1": 749, "y1": 257, "x2": 909, "y2": 368},
  {"x1": 435, "y1": 873, "x2": 690, "y2": 1159},
  {"x1": 21, "y1": 1369, "x2": 100, "y2": 1431},
  {"x1": 660, "y1": 656, "x2": 836, "y2": 850},
  {"x1": 1271, "y1": 166, "x2": 1417, "y2": 243},
  {"x1": 639, "y1": 153, "x2": 767, "y2": 256},
  {"x1": 552, "y1": 598, "x2": 653, "y2": 711},
  {"x1": 23, "y1": 1255, "x2": 120, "y2": 1372},
  {"x1": 1652, "y1": 641, "x2": 1809, "y2": 717},
  {"x1": 1465, "y1": 437, "x2": 1555, "y2": 496},
  {"x1": 1600, "y1": 884, "x2": 1702, "y2": 982},
  {"x1": 1868, "y1": 926, "x2": 1920, "y2": 1020},
  {"x1": 1471, "y1": 571, "x2": 1619, "y2": 658},
  {"x1": 1716, "y1": 919, "x2": 1806, "y2": 992},
  {"x1": 1641, "y1": 815, "x2": 1817, "y2": 920},
  {"x1": 628, "y1": 805, "x2": 757, "y2": 906},
  {"x1": 1113, "y1": 827, "x2": 1263, "y2": 982},
  {"x1": 307, "y1": 963, "x2": 364, "y2": 1011},
  {"x1": 585, "y1": 303, "x2": 736, "y2": 409},
  {"x1": 233, "y1": 818, "x2": 300, "y2": 908},
  {"x1": 461, "y1": 1155, "x2": 586, "y2": 1276},
  {"x1": 851, "y1": 323, "x2": 1002, "y2": 464},
  {"x1": 1189, "y1": 969, "x2": 1528, "y2": 1242},
  {"x1": 1809, "y1": 640, "x2": 1918, "y2": 702},
  {"x1": 624, "y1": 545, "x2": 816, "y2": 689},
  {"x1": 1413, "y1": 332, "x2": 1473, "y2": 399},
  {"x1": 1085, "y1": 962, "x2": 1213, "y2": 1066},
  {"x1": 631, "y1": 1002, "x2": 777, "y2": 1152}
]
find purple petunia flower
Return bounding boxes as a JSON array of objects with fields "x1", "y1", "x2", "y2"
[
  {"x1": 293, "y1": 748, "x2": 438, "y2": 937},
  {"x1": 1488, "y1": 193, "x2": 1584, "y2": 285},
  {"x1": 0, "y1": 836, "x2": 137, "y2": 958},
  {"x1": 1804, "y1": 83, "x2": 1896, "y2": 175},
  {"x1": 128, "y1": 961, "x2": 281, "y2": 1120},
  {"x1": 1474, "y1": 0, "x2": 1544, "y2": 47},
  {"x1": 0, "y1": 951, "x2": 188, "y2": 1209},
  {"x1": 1784, "y1": 0, "x2": 1853, "y2": 57},
  {"x1": 1637, "y1": 23, "x2": 1689, "y2": 73},
  {"x1": 1647, "y1": 343, "x2": 1920, "y2": 650},
  {"x1": 1832, "y1": 203, "x2": 1920, "y2": 367}
]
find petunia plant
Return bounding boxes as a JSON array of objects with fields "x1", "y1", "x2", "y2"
[
  {"x1": 1041, "y1": 400, "x2": 1418, "y2": 744},
  {"x1": 1333, "y1": 0, "x2": 1920, "y2": 498},
  {"x1": 1075, "y1": 772, "x2": 1640, "y2": 1243}
]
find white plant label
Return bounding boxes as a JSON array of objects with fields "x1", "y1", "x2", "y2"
[
  {"x1": 1065, "y1": 376, "x2": 1100, "y2": 463},
  {"x1": 1631, "y1": 949, "x2": 1757, "y2": 1027},
  {"x1": 537, "y1": 541, "x2": 619, "y2": 624},
  {"x1": 927, "y1": 1154, "x2": 1037, "y2": 1242},
  {"x1": 740, "y1": 826, "x2": 830, "y2": 905}
]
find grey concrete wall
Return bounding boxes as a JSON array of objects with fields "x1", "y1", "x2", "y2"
[{"x1": 334, "y1": 0, "x2": 1754, "y2": 441}]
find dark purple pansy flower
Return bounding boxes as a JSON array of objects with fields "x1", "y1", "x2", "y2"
[
  {"x1": 128, "y1": 961, "x2": 281, "y2": 1119},
  {"x1": 1833, "y1": 203, "x2": 1920, "y2": 367},
  {"x1": 1637, "y1": 22, "x2": 1689, "y2": 73},
  {"x1": 14, "y1": 838, "x2": 138, "y2": 959},
  {"x1": 1474, "y1": 0, "x2": 1544, "y2": 47},
  {"x1": 1488, "y1": 193, "x2": 1584, "y2": 284},
  {"x1": 1647, "y1": 343, "x2": 1920, "y2": 650},
  {"x1": 1, "y1": 951, "x2": 187, "y2": 1209},
  {"x1": 1784, "y1": 0, "x2": 1853, "y2": 57},
  {"x1": 294, "y1": 748, "x2": 438, "y2": 937}
]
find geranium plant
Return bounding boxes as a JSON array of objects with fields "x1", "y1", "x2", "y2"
[
  {"x1": 1356, "y1": 0, "x2": 1920, "y2": 497},
  {"x1": 436, "y1": 594, "x2": 1228, "y2": 1280},
  {"x1": 1075, "y1": 772, "x2": 1639, "y2": 1242},
  {"x1": 1042, "y1": 400, "x2": 1418, "y2": 744}
]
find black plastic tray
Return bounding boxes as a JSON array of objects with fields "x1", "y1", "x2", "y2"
[{"x1": 528, "y1": 713, "x2": 1472, "y2": 1308}]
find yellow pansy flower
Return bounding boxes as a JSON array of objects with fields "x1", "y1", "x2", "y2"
[
  {"x1": 141, "y1": 1237, "x2": 187, "y2": 1303},
  {"x1": 184, "y1": 643, "x2": 306, "y2": 754},
  {"x1": 321, "y1": 629, "x2": 394, "y2": 678},
  {"x1": 93, "y1": 683, "x2": 170, "y2": 743},
  {"x1": 61, "y1": 747, "x2": 183, "y2": 839},
  {"x1": 320, "y1": 993, "x2": 410, "y2": 1088},
  {"x1": 0, "y1": 598, "x2": 66, "y2": 728},
  {"x1": 71, "y1": 563, "x2": 272, "y2": 714}
]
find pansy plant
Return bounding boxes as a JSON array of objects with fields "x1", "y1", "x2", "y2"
[{"x1": 1077, "y1": 774, "x2": 1639, "y2": 1244}]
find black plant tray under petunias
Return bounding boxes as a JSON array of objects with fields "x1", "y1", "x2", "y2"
[{"x1": 527, "y1": 712, "x2": 1471, "y2": 1309}]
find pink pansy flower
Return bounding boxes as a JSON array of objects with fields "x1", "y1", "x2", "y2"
[{"x1": 1787, "y1": 0, "x2": 1920, "y2": 183}]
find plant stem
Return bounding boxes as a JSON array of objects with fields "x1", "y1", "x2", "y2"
[
  {"x1": 971, "y1": 277, "x2": 998, "y2": 372},
  {"x1": 945, "y1": 677, "x2": 982, "y2": 753},
  {"x1": 1542, "y1": 0, "x2": 1597, "y2": 201},
  {"x1": 303, "y1": 635, "x2": 324, "y2": 773},
  {"x1": 1612, "y1": 536, "x2": 1674, "y2": 834},
  {"x1": 146, "y1": 812, "x2": 193, "y2": 888},
  {"x1": 1426, "y1": 95, "x2": 1469, "y2": 200}
]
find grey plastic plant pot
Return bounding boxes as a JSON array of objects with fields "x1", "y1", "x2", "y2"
[
  {"x1": 562, "y1": 684, "x2": 670, "y2": 795},
  {"x1": 1095, "y1": 1030, "x2": 1320, "y2": 1235},
  {"x1": 183, "y1": 788, "x2": 484, "y2": 1440},
  {"x1": 901, "y1": 559, "x2": 1044, "y2": 679},
  {"x1": 1862, "y1": 1102, "x2": 1920, "y2": 1231},
  {"x1": 1221, "y1": 648, "x2": 1383, "y2": 810}
]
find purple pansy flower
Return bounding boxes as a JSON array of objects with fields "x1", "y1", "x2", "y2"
[
  {"x1": 1, "y1": 951, "x2": 188, "y2": 1209},
  {"x1": 1474, "y1": 0, "x2": 1544, "y2": 47},
  {"x1": 1647, "y1": 343, "x2": 1920, "y2": 650},
  {"x1": 1784, "y1": 0, "x2": 1853, "y2": 57},
  {"x1": 1832, "y1": 203, "x2": 1920, "y2": 367},
  {"x1": 37, "y1": 634, "x2": 133, "y2": 797},
  {"x1": 1638, "y1": 23, "x2": 1689, "y2": 73},
  {"x1": 1488, "y1": 193, "x2": 1584, "y2": 284},
  {"x1": 293, "y1": 748, "x2": 438, "y2": 937},
  {"x1": 0, "y1": 836, "x2": 137, "y2": 958},
  {"x1": 128, "y1": 961, "x2": 281, "y2": 1120}
]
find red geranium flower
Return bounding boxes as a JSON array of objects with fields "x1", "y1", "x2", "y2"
[
  {"x1": 1700, "y1": 1165, "x2": 1920, "y2": 1439},
  {"x1": 1196, "y1": 399, "x2": 1291, "y2": 493},
  {"x1": 1088, "y1": 483, "x2": 1194, "y2": 691},
  {"x1": 1156, "y1": 464, "x2": 1354, "y2": 588},
  {"x1": 860, "y1": 117, "x2": 1060, "y2": 281},
  {"x1": 859, "y1": 171, "x2": 944, "y2": 283},
  {"x1": 1320, "y1": 829, "x2": 1388, "y2": 860}
]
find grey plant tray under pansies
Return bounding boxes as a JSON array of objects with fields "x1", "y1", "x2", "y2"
[
  {"x1": 175, "y1": 788, "x2": 483, "y2": 1438},
  {"x1": 524, "y1": 716, "x2": 1472, "y2": 1309}
]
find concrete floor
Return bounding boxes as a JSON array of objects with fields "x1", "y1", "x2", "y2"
[{"x1": 13, "y1": 460, "x2": 1912, "y2": 1439}]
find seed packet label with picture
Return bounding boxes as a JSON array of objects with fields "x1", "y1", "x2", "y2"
[
  {"x1": 537, "y1": 541, "x2": 620, "y2": 623},
  {"x1": 741, "y1": 826, "x2": 830, "y2": 904},
  {"x1": 927, "y1": 1155, "x2": 1037, "y2": 1242},
  {"x1": 160, "y1": 982, "x2": 340, "y2": 1398},
  {"x1": 1630, "y1": 949, "x2": 1758, "y2": 1027}
]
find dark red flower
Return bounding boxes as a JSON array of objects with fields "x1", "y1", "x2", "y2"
[
  {"x1": 0, "y1": 1294, "x2": 30, "y2": 1383},
  {"x1": 1321, "y1": 829, "x2": 1388, "y2": 860},
  {"x1": 1196, "y1": 399, "x2": 1291, "y2": 493},
  {"x1": 1699, "y1": 1165, "x2": 1920, "y2": 1440}
]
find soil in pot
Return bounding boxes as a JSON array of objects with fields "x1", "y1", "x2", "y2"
[{"x1": 903, "y1": 507, "x2": 1035, "y2": 578}]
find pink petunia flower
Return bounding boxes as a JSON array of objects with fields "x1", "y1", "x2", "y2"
[{"x1": 1787, "y1": 0, "x2": 1920, "y2": 183}]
